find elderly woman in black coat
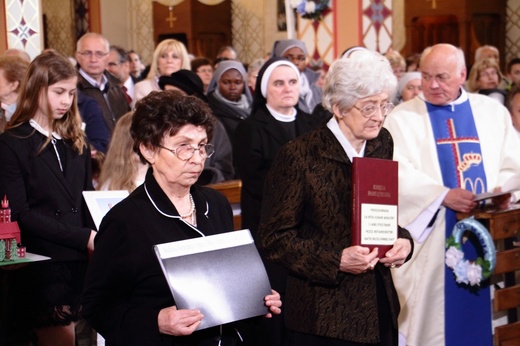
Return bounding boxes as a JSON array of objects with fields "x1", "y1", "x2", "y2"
[
  {"x1": 258, "y1": 50, "x2": 413, "y2": 346},
  {"x1": 83, "y1": 91, "x2": 281, "y2": 346}
]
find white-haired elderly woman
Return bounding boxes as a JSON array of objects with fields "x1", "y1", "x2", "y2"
[
  {"x1": 257, "y1": 50, "x2": 413, "y2": 346},
  {"x1": 133, "y1": 39, "x2": 191, "y2": 107}
]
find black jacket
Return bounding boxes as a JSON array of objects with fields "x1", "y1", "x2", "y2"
[
  {"x1": 0, "y1": 122, "x2": 93, "y2": 261},
  {"x1": 83, "y1": 169, "x2": 245, "y2": 345}
]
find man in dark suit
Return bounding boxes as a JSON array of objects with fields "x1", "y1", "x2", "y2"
[
  {"x1": 75, "y1": 33, "x2": 130, "y2": 133},
  {"x1": 107, "y1": 45, "x2": 135, "y2": 105}
]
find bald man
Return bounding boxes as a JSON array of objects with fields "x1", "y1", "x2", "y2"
[{"x1": 384, "y1": 44, "x2": 520, "y2": 346}]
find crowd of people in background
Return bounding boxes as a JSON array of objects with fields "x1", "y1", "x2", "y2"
[{"x1": 1, "y1": 33, "x2": 520, "y2": 346}]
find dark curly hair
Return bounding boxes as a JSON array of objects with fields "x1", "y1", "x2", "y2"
[{"x1": 131, "y1": 90, "x2": 215, "y2": 163}]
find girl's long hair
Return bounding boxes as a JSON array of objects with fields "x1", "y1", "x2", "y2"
[
  {"x1": 7, "y1": 49, "x2": 86, "y2": 153},
  {"x1": 97, "y1": 112, "x2": 140, "y2": 191}
]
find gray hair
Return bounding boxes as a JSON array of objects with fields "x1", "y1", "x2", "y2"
[
  {"x1": 322, "y1": 50, "x2": 397, "y2": 112},
  {"x1": 421, "y1": 44, "x2": 466, "y2": 74},
  {"x1": 76, "y1": 32, "x2": 109, "y2": 53}
]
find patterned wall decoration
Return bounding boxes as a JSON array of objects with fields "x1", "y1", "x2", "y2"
[
  {"x1": 5, "y1": 0, "x2": 42, "y2": 59},
  {"x1": 231, "y1": 0, "x2": 265, "y2": 64},
  {"x1": 42, "y1": 0, "x2": 75, "y2": 57},
  {"x1": 361, "y1": 0, "x2": 392, "y2": 53},
  {"x1": 298, "y1": 6, "x2": 334, "y2": 69},
  {"x1": 74, "y1": 0, "x2": 89, "y2": 40},
  {"x1": 128, "y1": 0, "x2": 154, "y2": 65},
  {"x1": 506, "y1": 0, "x2": 520, "y2": 64}
]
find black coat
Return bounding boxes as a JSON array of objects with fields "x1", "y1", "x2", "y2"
[
  {"x1": 258, "y1": 126, "x2": 413, "y2": 343},
  {"x1": 233, "y1": 105, "x2": 319, "y2": 235},
  {"x1": 0, "y1": 122, "x2": 93, "y2": 261},
  {"x1": 207, "y1": 91, "x2": 250, "y2": 142},
  {"x1": 83, "y1": 169, "x2": 244, "y2": 346}
]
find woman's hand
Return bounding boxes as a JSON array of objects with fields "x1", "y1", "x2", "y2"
[
  {"x1": 379, "y1": 238, "x2": 412, "y2": 268},
  {"x1": 87, "y1": 230, "x2": 97, "y2": 251},
  {"x1": 339, "y1": 246, "x2": 379, "y2": 274},
  {"x1": 264, "y1": 289, "x2": 282, "y2": 318},
  {"x1": 158, "y1": 306, "x2": 204, "y2": 336}
]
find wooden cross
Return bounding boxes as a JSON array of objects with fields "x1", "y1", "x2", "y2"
[
  {"x1": 166, "y1": 8, "x2": 177, "y2": 28},
  {"x1": 427, "y1": 0, "x2": 439, "y2": 9}
]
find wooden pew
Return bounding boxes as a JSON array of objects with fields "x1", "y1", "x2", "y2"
[
  {"x1": 459, "y1": 206, "x2": 520, "y2": 345},
  {"x1": 206, "y1": 179, "x2": 242, "y2": 230}
]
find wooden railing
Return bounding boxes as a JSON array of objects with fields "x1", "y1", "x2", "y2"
[
  {"x1": 206, "y1": 179, "x2": 242, "y2": 230},
  {"x1": 458, "y1": 206, "x2": 520, "y2": 346}
]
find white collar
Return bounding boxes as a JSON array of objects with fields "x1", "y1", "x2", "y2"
[
  {"x1": 79, "y1": 68, "x2": 108, "y2": 91},
  {"x1": 266, "y1": 104, "x2": 297, "y2": 122},
  {"x1": 326, "y1": 116, "x2": 365, "y2": 162},
  {"x1": 29, "y1": 119, "x2": 62, "y2": 139},
  {"x1": 418, "y1": 88, "x2": 468, "y2": 111}
]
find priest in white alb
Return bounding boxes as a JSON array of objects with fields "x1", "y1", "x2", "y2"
[{"x1": 384, "y1": 43, "x2": 520, "y2": 346}]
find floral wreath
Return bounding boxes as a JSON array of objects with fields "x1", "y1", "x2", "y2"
[
  {"x1": 290, "y1": 0, "x2": 330, "y2": 21},
  {"x1": 445, "y1": 217, "x2": 496, "y2": 287}
]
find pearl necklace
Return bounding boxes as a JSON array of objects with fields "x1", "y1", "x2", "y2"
[{"x1": 179, "y1": 193, "x2": 196, "y2": 225}]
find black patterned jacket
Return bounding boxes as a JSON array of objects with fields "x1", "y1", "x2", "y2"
[{"x1": 258, "y1": 125, "x2": 413, "y2": 343}]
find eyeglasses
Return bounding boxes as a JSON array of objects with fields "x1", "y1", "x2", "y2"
[
  {"x1": 352, "y1": 102, "x2": 395, "y2": 118},
  {"x1": 108, "y1": 61, "x2": 122, "y2": 67},
  {"x1": 77, "y1": 51, "x2": 109, "y2": 59},
  {"x1": 158, "y1": 143, "x2": 215, "y2": 161},
  {"x1": 197, "y1": 68, "x2": 213, "y2": 74}
]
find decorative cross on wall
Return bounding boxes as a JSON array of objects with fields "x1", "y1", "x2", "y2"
[
  {"x1": 427, "y1": 0, "x2": 439, "y2": 9},
  {"x1": 166, "y1": 8, "x2": 177, "y2": 28}
]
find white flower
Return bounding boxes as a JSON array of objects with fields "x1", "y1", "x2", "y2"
[
  {"x1": 445, "y1": 246, "x2": 464, "y2": 269},
  {"x1": 304, "y1": 1, "x2": 316, "y2": 13},
  {"x1": 466, "y1": 262, "x2": 483, "y2": 286},
  {"x1": 290, "y1": 0, "x2": 303, "y2": 9},
  {"x1": 453, "y1": 260, "x2": 469, "y2": 284}
]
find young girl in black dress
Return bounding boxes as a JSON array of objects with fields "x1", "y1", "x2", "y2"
[{"x1": 0, "y1": 49, "x2": 95, "y2": 345}]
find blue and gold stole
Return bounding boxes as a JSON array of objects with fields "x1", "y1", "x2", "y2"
[{"x1": 427, "y1": 98, "x2": 492, "y2": 346}]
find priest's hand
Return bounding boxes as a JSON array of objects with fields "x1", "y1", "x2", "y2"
[
  {"x1": 339, "y1": 246, "x2": 379, "y2": 274},
  {"x1": 491, "y1": 187, "x2": 511, "y2": 210},
  {"x1": 379, "y1": 238, "x2": 412, "y2": 268},
  {"x1": 442, "y1": 188, "x2": 477, "y2": 213},
  {"x1": 158, "y1": 306, "x2": 203, "y2": 336}
]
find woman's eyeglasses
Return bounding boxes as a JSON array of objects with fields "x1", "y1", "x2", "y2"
[
  {"x1": 352, "y1": 103, "x2": 395, "y2": 118},
  {"x1": 158, "y1": 143, "x2": 215, "y2": 161}
]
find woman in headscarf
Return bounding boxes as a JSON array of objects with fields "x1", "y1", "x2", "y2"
[
  {"x1": 271, "y1": 39, "x2": 322, "y2": 114},
  {"x1": 393, "y1": 72, "x2": 422, "y2": 104},
  {"x1": 206, "y1": 60, "x2": 253, "y2": 141}
]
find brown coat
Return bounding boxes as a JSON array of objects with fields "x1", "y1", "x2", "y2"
[{"x1": 258, "y1": 125, "x2": 413, "y2": 343}]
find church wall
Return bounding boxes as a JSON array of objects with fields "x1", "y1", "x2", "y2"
[{"x1": 3, "y1": 0, "x2": 520, "y2": 69}]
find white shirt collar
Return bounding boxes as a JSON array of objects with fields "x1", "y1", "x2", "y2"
[
  {"x1": 326, "y1": 116, "x2": 365, "y2": 162},
  {"x1": 29, "y1": 119, "x2": 62, "y2": 139},
  {"x1": 79, "y1": 68, "x2": 108, "y2": 91},
  {"x1": 418, "y1": 88, "x2": 468, "y2": 111}
]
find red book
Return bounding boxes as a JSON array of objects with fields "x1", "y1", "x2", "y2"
[{"x1": 351, "y1": 157, "x2": 398, "y2": 257}]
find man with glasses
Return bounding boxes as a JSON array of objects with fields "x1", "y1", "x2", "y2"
[
  {"x1": 271, "y1": 39, "x2": 322, "y2": 114},
  {"x1": 384, "y1": 43, "x2": 520, "y2": 346},
  {"x1": 76, "y1": 33, "x2": 130, "y2": 133}
]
